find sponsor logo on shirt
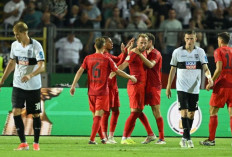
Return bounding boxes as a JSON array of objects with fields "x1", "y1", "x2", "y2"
[
  {"x1": 185, "y1": 61, "x2": 196, "y2": 69},
  {"x1": 18, "y1": 57, "x2": 29, "y2": 65}
]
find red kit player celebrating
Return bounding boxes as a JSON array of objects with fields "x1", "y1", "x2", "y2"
[
  {"x1": 70, "y1": 37, "x2": 136, "y2": 144},
  {"x1": 111, "y1": 34, "x2": 155, "y2": 144},
  {"x1": 200, "y1": 32, "x2": 232, "y2": 146},
  {"x1": 135, "y1": 33, "x2": 165, "y2": 144},
  {"x1": 101, "y1": 36, "x2": 134, "y2": 144}
]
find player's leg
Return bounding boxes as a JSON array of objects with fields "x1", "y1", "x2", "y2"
[
  {"x1": 108, "y1": 107, "x2": 119, "y2": 144},
  {"x1": 151, "y1": 105, "x2": 165, "y2": 144},
  {"x1": 101, "y1": 111, "x2": 110, "y2": 139},
  {"x1": 27, "y1": 89, "x2": 41, "y2": 150},
  {"x1": 12, "y1": 87, "x2": 29, "y2": 150},
  {"x1": 228, "y1": 107, "x2": 232, "y2": 136}
]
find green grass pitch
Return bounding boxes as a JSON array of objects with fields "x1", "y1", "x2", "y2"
[{"x1": 0, "y1": 136, "x2": 231, "y2": 157}]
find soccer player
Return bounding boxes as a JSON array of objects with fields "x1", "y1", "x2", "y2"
[
  {"x1": 134, "y1": 33, "x2": 165, "y2": 144},
  {"x1": 0, "y1": 21, "x2": 45, "y2": 150},
  {"x1": 111, "y1": 33, "x2": 155, "y2": 144},
  {"x1": 70, "y1": 37, "x2": 137, "y2": 144},
  {"x1": 101, "y1": 36, "x2": 133, "y2": 144},
  {"x1": 166, "y1": 30, "x2": 213, "y2": 148},
  {"x1": 200, "y1": 32, "x2": 232, "y2": 146}
]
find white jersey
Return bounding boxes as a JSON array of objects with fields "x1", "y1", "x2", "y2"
[
  {"x1": 10, "y1": 39, "x2": 45, "y2": 90},
  {"x1": 170, "y1": 46, "x2": 208, "y2": 94}
]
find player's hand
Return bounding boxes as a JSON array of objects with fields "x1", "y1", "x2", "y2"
[
  {"x1": 130, "y1": 75, "x2": 137, "y2": 83},
  {"x1": 208, "y1": 78, "x2": 214, "y2": 87},
  {"x1": 166, "y1": 88, "x2": 171, "y2": 99},
  {"x1": 109, "y1": 72, "x2": 116, "y2": 79},
  {"x1": 21, "y1": 75, "x2": 32, "y2": 83},
  {"x1": 125, "y1": 38, "x2": 135, "y2": 49},
  {"x1": 121, "y1": 43, "x2": 126, "y2": 53},
  {"x1": 133, "y1": 48, "x2": 141, "y2": 55},
  {"x1": 70, "y1": 86, "x2": 75, "y2": 96}
]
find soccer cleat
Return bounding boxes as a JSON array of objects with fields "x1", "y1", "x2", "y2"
[
  {"x1": 127, "y1": 138, "x2": 136, "y2": 144},
  {"x1": 33, "y1": 143, "x2": 40, "y2": 151},
  {"x1": 141, "y1": 135, "x2": 157, "y2": 144},
  {"x1": 179, "y1": 138, "x2": 187, "y2": 148},
  {"x1": 199, "y1": 139, "x2": 215, "y2": 146},
  {"x1": 187, "y1": 140, "x2": 194, "y2": 148},
  {"x1": 14, "y1": 143, "x2": 29, "y2": 151},
  {"x1": 121, "y1": 139, "x2": 131, "y2": 144},
  {"x1": 107, "y1": 137, "x2": 117, "y2": 144},
  {"x1": 155, "y1": 139, "x2": 166, "y2": 145},
  {"x1": 101, "y1": 139, "x2": 107, "y2": 144},
  {"x1": 88, "y1": 140, "x2": 98, "y2": 144}
]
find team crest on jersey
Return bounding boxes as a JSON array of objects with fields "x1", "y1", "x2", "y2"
[
  {"x1": 194, "y1": 54, "x2": 199, "y2": 59},
  {"x1": 185, "y1": 61, "x2": 196, "y2": 69},
  {"x1": 39, "y1": 51, "x2": 44, "y2": 59},
  {"x1": 204, "y1": 56, "x2": 208, "y2": 62}
]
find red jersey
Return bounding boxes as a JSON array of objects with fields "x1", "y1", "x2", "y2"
[
  {"x1": 214, "y1": 46, "x2": 232, "y2": 88},
  {"x1": 104, "y1": 51, "x2": 127, "y2": 89},
  {"x1": 81, "y1": 53, "x2": 118, "y2": 95},
  {"x1": 146, "y1": 48, "x2": 162, "y2": 89},
  {"x1": 126, "y1": 51, "x2": 147, "y2": 84}
]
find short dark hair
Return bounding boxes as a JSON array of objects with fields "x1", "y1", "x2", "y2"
[
  {"x1": 146, "y1": 33, "x2": 155, "y2": 44},
  {"x1": 218, "y1": 32, "x2": 230, "y2": 44},
  {"x1": 185, "y1": 30, "x2": 196, "y2": 35},
  {"x1": 102, "y1": 36, "x2": 110, "y2": 41},
  {"x1": 95, "y1": 37, "x2": 105, "y2": 49}
]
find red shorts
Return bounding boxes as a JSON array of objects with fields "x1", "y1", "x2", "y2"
[
  {"x1": 210, "y1": 87, "x2": 232, "y2": 108},
  {"x1": 145, "y1": 87, "x2": 161, "y2": 106},
  {"x1": 109, "y1": 88, "x2": 120, "y2": 108},
  {"x1": 88, "y1": 95, "x2": 109, "y2": 113},
  {"x1": 127, "y1": 83, "x2": 145, "y2": 110}
]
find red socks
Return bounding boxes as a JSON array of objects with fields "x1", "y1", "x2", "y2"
[
  {"x1": 101, "y1": 111, "x2": 110, "y2": 133},
  {"x1": 139, "y1": 112, "x2": 154, "y2": 136},
  {"x1": 209, "y1": 115, "x2": 218, "y2": 141},
  {"x1": 110, "y1": 110, "x2": 120, "y2": 132},
  {"x1": 90, "y1": 116, "x2": 102, "y2": 141},
  {"x1": 156, "y1": 117, "x2": 164, "y2": 140},
  {"x1": 123, "y1": 112, "x2": 140, "y2": 137}
]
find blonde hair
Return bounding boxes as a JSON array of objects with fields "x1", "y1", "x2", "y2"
[
  {"x1": 95, "y1": 37, "x2": 105, "y2": 49},
  {"x1": 137, "y1": 33, "x2": 148, "y2": 40},
  {"x1": 13, "y1": 21, "x2": 28, "y2": 33}
]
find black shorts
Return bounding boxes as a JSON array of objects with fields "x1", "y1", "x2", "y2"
[
  {"x1": 177, "y1": 91, "x2": 199, "y2": 111},
  {"x1": 12, "y1": 87, "x2": 41, "y2": 114}
]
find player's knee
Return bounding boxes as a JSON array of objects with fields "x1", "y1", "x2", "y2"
[
  {"x1": 32, "y1": 114, "x2": 40, "y2": 118},
  {"x1": 12, "y1": 108, "x2": 22, "y2": 116}
]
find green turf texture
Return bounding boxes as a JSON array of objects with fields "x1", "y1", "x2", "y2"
[{"x1": 0, "y1": 136, "x2": 231, "y2": 157}]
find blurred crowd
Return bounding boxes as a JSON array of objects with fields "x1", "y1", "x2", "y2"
[{"x1": 0, "y1": 0, "x2": 232, "y2": 72}]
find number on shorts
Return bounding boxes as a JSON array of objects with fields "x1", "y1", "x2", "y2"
[{"x1": 35, "y1": 102, "x2": 41, "y2": 110}]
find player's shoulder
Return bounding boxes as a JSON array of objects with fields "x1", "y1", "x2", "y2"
[
  {"x1": 31, "y1": 38, "x2": 42, "y2": 46},
  {"x1": 195, "y1": 46, "x2": 205, "y2": 53}
]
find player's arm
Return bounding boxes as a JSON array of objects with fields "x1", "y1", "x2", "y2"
[
  {"x1": 138, "y1": 53, "x2": 156, "y2": 68},
  {"x1": 166, "y1": 66, "x2": 176, "y2": 99},
  {"x1": 109, "y1": 61, "x2": 129, "y2": 79},
  {"x1": 0, "y1": 59, "x2": 16, "y2": 87},
  {"x1": 21, "y1": 61, "x2": 45, "y2": 83},
  {"x1": 202, "y1": 64, "x2": 213, "y2": 91},
  {"x1": 70, "y1": 67, "x2": 84, "y2": 96},
  {"x1": 115, "y1": 69, "x2": 137, "y2": 83}
]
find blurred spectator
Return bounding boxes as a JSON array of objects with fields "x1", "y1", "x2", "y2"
[
  {"x1": 172, "y1": 0, "x2": 194, "y2": 28},
  {"x1": 124, "y1": 12, "x2": 148, "y2": 40},
  {"x1": 225, "y1": 5, "x2": 232, "y2": 24},
  {"x1": 47, "y1": 0, "x2": 68, "y2": 27},
  {"x1": 105, "y1": 7, "x2": 125, "y2": 55},
  {"x1": 117, "y1": 0, "x2": 136, "y2": 20},
  {"x1": 55, "y1": 33, "x2": 83, "y2": 73},
  {"x1": 137, "y1": 0, "x2": 154, "y2": 23},
  {"x1": 199, "y1": 0, "x2": 213, "y2": 22},
  {"x1": 192, "y1": 8, "x2": 205, "y2": 29},
  {"x1": 206, "y1": 44, "x2": 215, "y2": 56},
  {"x1": 73, "y1": 12, "x2": 94, "y2": 59},
  {"x1": 82, "y1": 1, "x2": 102, "y2": 40},
  {"x1": 3, "y1": 0, "x2": 25, "y2": 33},
  {"x1": 40, "y1": 12, "x2": 57, "y2": 39},
  {"x1": 214, "y1": 0, "x2": 231, "y2": 10},
  {"x1": 23, "y1": 1, "x2": 43, "y2": 29},
  {"x1": 102, "y1": 0, "x2": 117, "y2": 21},
  {"x1": 65, "y1": 5, "x2": 80, "y2": 27},
  {"x1": 158, "y1": 9, "x2": 182, "y2": 54},
  {"x1": 153, "y1": 0, "x2": 172, "y2": 28},
  {"x1": 205, "y1": 0, "x2": 217, "y2": 12}
]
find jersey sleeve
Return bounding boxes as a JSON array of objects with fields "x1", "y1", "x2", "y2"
[
  {"x1": 108, "y1": 57, "x2": 118, "y2": 72},
  {"x1": 151, "y1": 50, "x2": 161, "y2": 63},
  {"x1": 81, "y1": 56, "x2": 88, "y2": 70},
  {"x1": 214, "y1": 48, "x2": 222, "y2": 62},
  {"x1": 198, "y1": 48, "x2": 208, "y2": 64},
  {"x1": 170, "y1": 49, "x2": 178, "y2": 66},
  {"x1": 34, "y1": 41, "x2": 45, "y2": 61},
  {"x1": 10, "y1": 42, "x2": 16, "y2": 59}
]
